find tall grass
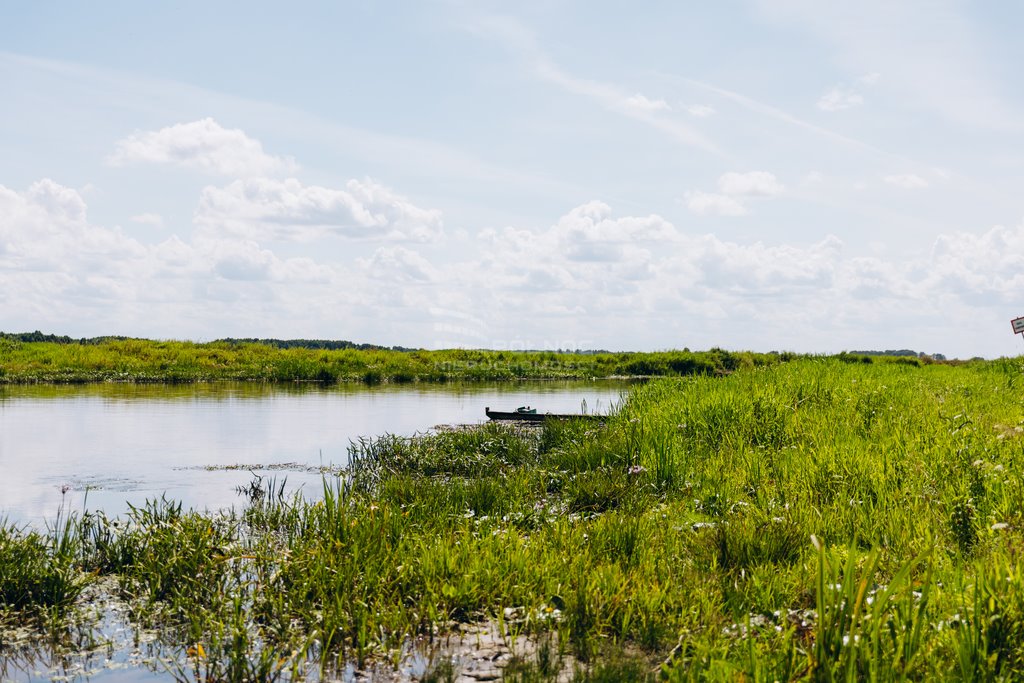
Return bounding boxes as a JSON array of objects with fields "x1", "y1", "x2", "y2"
[
  {"x1": 5, "y1": 356, "x2": 1024, "y2": 679},
  {"x1": 0, "y1": 337, "x2": 796, "y2": 384}
]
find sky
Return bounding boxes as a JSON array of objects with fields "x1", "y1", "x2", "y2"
[{"x1": 3, "y1": 1, "x2": 1024, "y2": 358}]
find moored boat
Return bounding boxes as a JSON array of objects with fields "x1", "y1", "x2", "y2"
[{"x1": 484, "y1": 407, "x2": 603, "y2": 422}]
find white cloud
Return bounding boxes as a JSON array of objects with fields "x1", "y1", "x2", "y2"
[
  {"x1": 203, "y1": 238, "x2": 334, "y2": 284},
  {"x1": 6, "y1": 177, "x2": 1024, "y2": 357},
  {"x1": 532, "y1": 59, "x2": 720, "y2": 154},
  {"x1": 108, "y1": 118, "x2": 298, "y2": 177},
  {"x1": 623, "y1": 94, "x2": 670, "y2": 112},
  {"x1": 684, "y1": 191, "x2": 748, "y2": 216},
  {"x1": 683, "y1": 77, "x2": 898, "y2": 160},
  {"x1": 359, "y1": 246, "x2": 439, "y2": 283},
  {"x1": 817, "y1": 72, "x2": 879, "y2": 111},
  {"x1": 694, "y1": 235, "x2": 843, "y2": 291},
  {"x1": 817, "y1": 86, "x2": 864, "y2": 112},
  {"x1": 195, "y1": 177, "x2": 443, "y2": 242},
  {"x1": 0, "y1": 179, "x2": 143, "y2": 272},
  {"x1": 717, "y1": 171, "x2": 785, "y2": 197},
  {"x1": 474, "y1": 202, "x2": 676, "y2": 297},
  {"x1": 684, "y1": 171, "x2": 784, "y2": 216},
  {"x1": 471, "y1": 16, "x2": 721, "y2": 156},
  {"x1": 884, "y1": 173, "x2": 929, "y2": 189},
  {"x1": 757, "y1": 0, "x2": 1020, "y2": 131},
  {"x1": 0, "y1": 179, "x2": 343, "y2": 336},
  {"x1": 925, "y1": 224, "x2": 1024, "y2": 302},
  {"x1": 464, "y1": 202, "x2": 1024, "y2": 351},
  {"x1": 24, "y1": 178, "x2": 89, "y2": 223},
  {"x1": 554, "y1": 201, "x2": 676, "y2": 243}
]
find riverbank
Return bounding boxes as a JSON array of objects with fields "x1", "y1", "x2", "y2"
[
  {"x1": 0, "y1": 337, "x2": 789, "y2": 384},
  {"x1": 4, "y1": 356, "x2": 1024, "y2": 680}
]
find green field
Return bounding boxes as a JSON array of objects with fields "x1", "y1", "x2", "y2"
[
  {"x1": 0, "y1": 336, "x2": 789, "y2": 384},
  {"x1": 4, "y1": 355, "x2": 1024, "y2": 680}
]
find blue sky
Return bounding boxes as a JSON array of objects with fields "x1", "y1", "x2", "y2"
[{"x1": 3, "y1": 1, "x2": 1024, "y2": 357}]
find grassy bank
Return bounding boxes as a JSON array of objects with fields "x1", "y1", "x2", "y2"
[
  {"x1": 0, "y1": 336, "x2": 790, "y2": 384},
  {"x1": 4, "y1": 356, "x2": 1024, "y2": 680}
]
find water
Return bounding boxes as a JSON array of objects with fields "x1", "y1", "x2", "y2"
[{"x1": 0, "y1": 381, "x2": 629, "y2": 526}]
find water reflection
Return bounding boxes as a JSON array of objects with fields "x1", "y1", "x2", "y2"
[{"x1": 0, "y1": 381, "x2": 629, "y2": 526}]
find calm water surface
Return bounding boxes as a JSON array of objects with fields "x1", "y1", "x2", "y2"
[{"x1": 0, "y1": 381, "x2": 629, "y2": 526}]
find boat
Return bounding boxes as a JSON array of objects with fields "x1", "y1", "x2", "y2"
[{"x1": 484, "y1": 406, "x2": 603, "y2": 422}]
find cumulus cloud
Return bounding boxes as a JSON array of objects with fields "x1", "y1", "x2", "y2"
[
  {"x1": 694, "y1": 235, "x2": 843, "y2": 291},
  {"x1": 554, "y1": 201, "x2": 676, "y2": 243},
  {"x1": 203, "y1": 238, "x2": 334, "y2": 283},
  {"x1": 883, "y1": 173, "x2": 929, "y2": 189},
  {"x1": 23, "y1": 178, "x2": 89, "y2": 223},
  {"x1": 463, "y1": 201, "x2": 1024, "y2": 354},
  {"x1": 6, "y1": 177, "x2": 1024, "y2": 356},
  {"x1": 685, "y1": 171, "x2": 784, "y2": 216},
  {"x1": 0, "y1": 179, "x2": 344, "y2": 336},
  {"x1": 359, "y1": 246, "x2": 439, "y2": 283},
  {"x1": 195, "y1": 177, "x2": 443, "y2": 242},
  {"x1": 926, "y1": 224, "x2": 1024, "y2": 301},
  {"x1": 474, "y1": 202, "x2": 675, "y2": 297},
  {"x1": 0, "y1": 179, "x2": 142, "y2": 271},
  {"x1": 108, "y1": 118, "x2": 297, "y2": 177}
]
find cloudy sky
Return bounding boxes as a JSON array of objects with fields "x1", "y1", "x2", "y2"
[{"x1": 3, "y1": 1, "x2": 1024, "y2": 357}]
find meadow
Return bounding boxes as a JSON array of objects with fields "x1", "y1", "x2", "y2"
[
  {"x1": 0, "y1": 336, "x2": 783, "y2": 384},
  {"x1": 4, "y1": 354, "x2": 1024, "y2": 681}
]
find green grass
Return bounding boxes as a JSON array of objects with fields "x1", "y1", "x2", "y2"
[
  {"x1": 0, "y1": 336, "x2": 790, "y2": 384},
  {"x1": 0, "y1": 511, "x2": 87, "y2": 614},
  {"x1": 5, "y1": 356, "x2": 1024, "y2": 680}
]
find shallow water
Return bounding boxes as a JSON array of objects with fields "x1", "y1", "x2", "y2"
[{"x1": 0, "y1": 380, "x2": 629, "y2": 526}]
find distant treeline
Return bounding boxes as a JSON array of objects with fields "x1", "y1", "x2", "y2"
[
  {"x1": 0, "y1": 330, "x2": 415, "y2": 352},
  {"x1": 0, "y1": 331, "x2": 134, "y2": 345},
  {"x1": 216, "y1": 337, "x2": 419, "y2": 352},
  {"x1": 0, "y1": 332, "x2": 948, "y2": 360},
  {"x1": 850, "y1": 348, "x2": 919, "y2": 357},
  {"x1": 850, "y1": 349, "x2": 948, "y2": 361}
]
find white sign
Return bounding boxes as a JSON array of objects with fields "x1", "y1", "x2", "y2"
[{"x1": 1012, "y1": 317, "x2": 1024, "y2": 335}]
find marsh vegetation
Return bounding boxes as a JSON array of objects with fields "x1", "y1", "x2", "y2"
[
  {"x1": 4, "y1": 355, "x2": 1024, "y2": 680},
  {"x1": 0, "y1": 336, "x2": 785, "y2": 384}
]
